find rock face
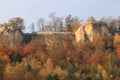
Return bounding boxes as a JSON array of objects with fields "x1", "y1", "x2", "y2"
[
  {"x1": 75, "y1": 21, "x2": 112, "y2": 43},
  {"x1": 0, "y1": 29, "x2": 24, "y2": 47},
  {"x1": 0, "y1": 17, "x2": 24, "y2": 47}
]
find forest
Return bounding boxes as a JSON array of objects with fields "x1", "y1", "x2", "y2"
[{"x1": 0, "y1": 14, "x2": 120, "y2": 80}]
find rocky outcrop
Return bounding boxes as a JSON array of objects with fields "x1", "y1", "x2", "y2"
[
  {"x1": 75, "y1": 21, "x2": 112, "y2": 43},
  {"x1": 0, "y1": 18, "x2": 24, "y2": 47},
  {"x1": 0, "y1": 29, "x2": 24, "y2": 47}
]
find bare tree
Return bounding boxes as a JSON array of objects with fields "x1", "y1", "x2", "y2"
[
  {"x1": 48, "y1": 12, "x2": 57, "y2": 31},
  {"x1": 100, "y1": 16, "x2": 117, "y2": 30},
  {"x1": 46, "y1": 22, "x2": 53, "y2": 31},
  {"x1": 59, "y1": 17, "x2": 64, "y2": 31},
  {"x1": 37, "y1": 17, "x2": 45, "y2": 31},
  {"x1": 48, "y1": 12, "x2": 64, "y2": 31},
  {"x1": 30, "y1": 22, "x2": 35, "y2": 33},
  {"x1": 116, "y1": 16, "x2": 120, "y2": 29}
]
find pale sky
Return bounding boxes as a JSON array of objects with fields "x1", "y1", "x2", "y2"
[{"x1": 0, "y1": 0, "x2": 120, "y2": 32}]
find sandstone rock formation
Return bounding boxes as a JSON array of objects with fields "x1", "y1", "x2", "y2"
[
  {"x1": 75, "y1": 21, "x2": 112, "y2": 43},
  {"x1": 0, "y1": 17, "x2": 24, "y2": 47}
]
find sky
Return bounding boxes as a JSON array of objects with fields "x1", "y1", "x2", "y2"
[{"x1": 0, "y1": 0, "x2": 120, "y2": 32}]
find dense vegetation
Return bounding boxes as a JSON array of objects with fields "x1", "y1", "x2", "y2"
[
  {"x1": 0, "y1": 15, "x2": 120, "y2": 80},
  {"x1": 1, "y1": 33, "x2": 120, "y2": 80}
]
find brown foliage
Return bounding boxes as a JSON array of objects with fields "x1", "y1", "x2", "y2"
[
  {"x1": 93, "y1": 36, "x2": 106, "y2": 53},
  {"x1": 114, "y1": 33, "x2": 120, "y2": 48},
  {"x1": 88, "y1": 54, "x2": 108, "y2": 65},
  {"x1": 38, "y1": 58, "x2": 54, "y2": 80},
  {"x1": 116, "y1": 45, "x2": 120, "y2": 62},
  {"x1": 35, "y1": 52, "x2": 47, "y2": 63},
  {"x1": 71, "y1": 21, "x2": 80, "y2": 32},
  {"x1": 7, "y1": 46, "x2": 23, "y2": 55}
]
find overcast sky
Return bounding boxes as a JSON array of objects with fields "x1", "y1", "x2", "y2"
[{"x1": 0, "y1": 0, "x2": 120, "y2": 31}]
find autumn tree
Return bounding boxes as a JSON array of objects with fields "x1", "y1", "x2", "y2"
[
  {"x1": 93, "y1": 35, "x2": 105, "y2": 54},
  {"x1": 65, "y1": 15, "x2": 81, "y2": 32},
  {"x1": 4, "y1": 63, "x2": 27, "y2": 80},
  {"x1": 46, "y1": 35, "x2": 65, "y2": 65},
  {"x1": 23, "y1": 39, "x2": 46, "y2": 57},
  {"x1": 38, "y1": 58, "x2": 54, "y2": 80},
  {"x1": 71, "y1": 20, "x2": 81, "y2": 32}
]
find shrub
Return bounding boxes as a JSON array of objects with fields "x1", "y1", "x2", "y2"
[
  {"x1": 4, "y1": 63, "x2": 27, "y2": 80},
  {"x1": 53, "y1": 66, "x2": 68, "y2": 79},
  {"x1": 38, "y1": 58, "x2": 54, "y2": 80}
]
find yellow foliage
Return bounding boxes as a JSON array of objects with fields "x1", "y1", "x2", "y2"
[
  {"x1": 97, "y1": 64, "x2": 104, "y2": 73},
  {"x1": 2, "y1": 55, "x2": 10, "y2": 63},
  {"x1": 74, "y1": 72, "x2": 80, "y2": 79},
  {"x1": 35, "y1": 52, "x2": 46, "y2": 63},
  {"x1": 4, "y1": 63, "x2": 27, "y2": 80},
  {"x1": 53, "y1": 66, "x2": 68, "y2": 79},
  {"x1": 97, "y1": 64, "x2": 108, "y2": 79},
  {"x1": 101, "y1": 69, "x2": 108, "y2": 79},
  {"x1": 30, "y1": 58, "x2": 41, "y2": 69},
  {"x1": 38, "y1": 58, "x2": 54, "y2": 79},
  {"x1": 44, "y1": 58, "x2": 54, "y2": 72},
  {"x1": 24, "y1": 72, "x2": 34, "y2": 80}
]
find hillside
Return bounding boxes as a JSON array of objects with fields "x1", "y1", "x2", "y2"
[{"x1": 0, "y1": 17, "x2": 120, "y2": 80}]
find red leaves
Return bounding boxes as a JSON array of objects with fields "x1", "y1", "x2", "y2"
[
  {"x1": 88, "y1": 54, "x2": 108, "y2": 65},
  {"x1": 23, "y1": 40, "x2": 46, "y2": 57},
  {"x1": 23, "y1": 44, "x2": 35, "y2": 56}
]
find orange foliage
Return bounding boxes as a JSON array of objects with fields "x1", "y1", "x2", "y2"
[
  {"x1": 7, "y1": 46, "x2": 23, "y2": 55},
  {"x1": 0, "y1": 54, "x2": 10, "y2": 64},
  {"x1": 2, "y1": 55, "x2": 10, "y2": 63},
  {"x1": 93, "y1": 35, "x2": 103, "y2": 46},
  {"x1": 23, "y1": 44, "x2": 35, "y2": 56}
]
